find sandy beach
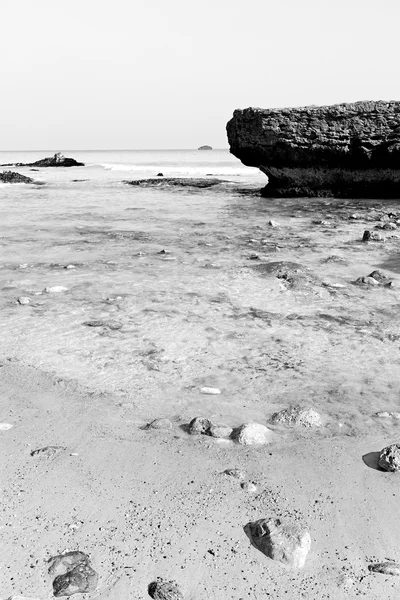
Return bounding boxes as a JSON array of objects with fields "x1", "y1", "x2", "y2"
[{"x1": 2, "y1": 166, "x2": 400, "y2": 599}]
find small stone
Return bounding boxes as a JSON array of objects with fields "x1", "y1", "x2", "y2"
[
  {"x1": 189, "y1": 416, "x2": 212, "y2": 435},
  {"x1": 270, "y1": 406, "x2": 322, "y2": 428},
  {"x1": 45, "y1": 286, "x2": 68, "y2": 293},
  {"x1": 147, "y1": 418, "x2": 173, "y2": 430},
  {"x1": 368, "y1": 562, "x2": 400, "y2": 575},
  {"x1": 235, "y1": 423, "x2": 272, "y2": 445},
  {"x1": 48, "y1": 551, "x2": 90, "y2": 578},
  {"x1": 362, "y1": 230, "x2": 371, "y2": 241},
  {"x1": 378, "y1": 443, "x2": 400, "y2": 472},
  {"x1": 148, "y1": 578, "x2": 183, "y2": 600},
  {"x1": 224, "y1": 468, "x2": 246, "y2": 480},
  {"x1": 355, "y1": 276, "x2": 380, "y2": 286},
  {"x1": 200, "y1": 387, "x2": 221, "y2": 395},
  {"x1": 248, "y1": 253, "x2": 260, "y2": 260},
  {"x1": 53, "y1": 563, "x2": 98, "y2": 597},
  {"x1": 0, "y1": 423, "x2": 13, "y2": 430},
  {"x1": 241, "y1": 481, "x2": 257, "y2": 493},
  {"x1": 248, "y1": 518, "x2": 311, "y2": 568},
  {"x1": 30, "y1": 446, "x2": 65, "y2": 458},
  {"x1": 65, "y1": 264, "x2": 76, "y2": 269},
  {"x1": 376, "y1": 411, "x2": 400, "y2": 419},
  {"x1": 268, "y1": 220, "x2": 279, "y2": 227},
  {"x1": 368, "y1": 270, "x2": 389, "y2": 282},
  {"x1": 17, "y1": 296, "x2": 30, "y2": 305},
  {"x1": 208, "y1": 424, "x2": 233, "y2": 438}
]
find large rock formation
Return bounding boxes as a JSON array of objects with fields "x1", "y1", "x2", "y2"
[
  {"x1": 0, "y1": 171, "x2": 35, "y2": 184},
  {"x1": 226, "y1": 101, "x2": 400, "y2": 198},
  {"x1": 1, "y1": 152, "x2": 84, "y2": 168}
]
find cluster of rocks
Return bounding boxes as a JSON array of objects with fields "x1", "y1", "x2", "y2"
[
  {"x1": 125, "y1": 177, "x2": 226, "y2": 189},
  {"x1": 188, "y1": 417, "x2": 274, "y2": 444}
]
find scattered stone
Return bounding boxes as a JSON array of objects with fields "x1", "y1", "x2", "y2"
[
  {"x1": 147, "y1": 418, "x2": 173, "y2": 430},
  {"x1": 224, "y1": 468, "x2": 246, "y2": 480},
  {"x1": 270, "y1": 406, "x2": 322, "y2": 428},
  {"x1": 376, "y1": 411, "x2": 400, "y2": 419},
  {"x1": 17, "y1": 296, "x2": 30, "y2": 305},
  {"x1": 0, "y1": 423, "x2": 13, "y2": 430},
  {"x1": 189, "y1": 416, "x2": 212, "y2": 435},
  {"x1": 235, "y1": 423, "x2": 272, "y2": 445},
  {"x1": 378, "y1": 443, "x2": 400, "y2": 472},
  {"x1": 248, "y1": 518, "x2": 311, "y2": 568},
  {"x1": 368, "y1": 270, "x2": 390, "y2": 283},
  {"x1": 241, "y1": 481, "x2": 257, "y2": 493},
  {"x1": 148, "y1": 578, "x2": 183, "y2": 600},
  {"x1": 45, "y1": 286, "x2": 68, "y2": 293},
  {"x1": 208, "y1": 424, "x2": 233, "y2": 438},
  {"x1": 30, "y1": 446, "x2": 65, "y2": 458},
  {"x1": 200, "y1": 387, "x2": 221, "y2": 395},
  {"x1": 368, "y1": 562, "x2": 400, "y2": 575}
]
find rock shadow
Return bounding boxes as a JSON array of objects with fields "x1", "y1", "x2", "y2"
[{"x1": 362, "y1": 451, "x2": 382, "y2": 470}]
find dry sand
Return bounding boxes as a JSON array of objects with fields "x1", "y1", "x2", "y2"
[{"x1": 2, "y1": 190, "x2": 400, "y2": 599}]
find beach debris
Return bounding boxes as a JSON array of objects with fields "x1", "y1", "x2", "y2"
[
  {"x1": 241, "y1": 481, "x2": 257, "y2": 493},
  {"x1": 17, "y1": 296, "x2": 30, "y2": 305},
  {"x1": 45, "y1": 286, "x2": 68, "y2": 293},
  {"x1": 147, "y1": 418, "x2": 173, "y2": 430},
  {"x1": 235, "y1": 423, "x2": 272, "y2": 445},
  {"x1": 248, "y1": 518, "x2": 311, "y2": 568},
  {"x1": 189, "y1": 416, "x2": 212, "y2": 435},
  {"x1": 376, "y1": 411, "x2": 400, "y2": 419},
  {"x1": 30, "y1": 445, "x2": 65, "y2": 458},
  {"x1": 0, "y1": 423, "x2": 13, "y2": 431},
  {"x1": 208, "y1": 424, "x2": 233, "y2": 438},
  {"x1": 378, "y1": 443, "x2": 400, "y2": 472},
  {"x1": 148, "y1": 578, "x2": 183, "y2": 600},
  {"x1": 368, "y1": 562, "x2": 400, "y2": 575},
  {"x1": 270, "y1": 406, "x2": 322, "y2": 428},
  {"x1": 48, "y1": 551, "x2": 98, "y2": 597},
  {"x1": 199, "y1": 387, "x2": 221, "y2": 395},
  {"x1": 224, "y1": 468, "x2": 246, "y2": 480}
]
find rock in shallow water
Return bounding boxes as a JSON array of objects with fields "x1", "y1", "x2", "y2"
[
  {"x1": 235, "y1": 423, "x2": 272, "y2": 445},
  {"x1": 248, "y1": 518, "x2": 311, "y2": 568},
  {"x1": 378, "y1": 443, "x2": 400, "y2": 471}
]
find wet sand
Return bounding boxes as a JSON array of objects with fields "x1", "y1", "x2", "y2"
[{"x1": 2, "y1": 181, "x2": 400, "y2": 598}]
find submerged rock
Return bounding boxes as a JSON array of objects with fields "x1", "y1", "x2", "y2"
[
  {"x1": 125, "y1": 177, "x2": 226, "y2": 189},
  {"x1": 248, "y1": 518, "x2": 311, "y2": 568},
  {"x1": 270, "y1": 406, "x2": 322, "y2": 427},
  {"x1": 378, "y1": 443, "x2": 400, "y2": 471},
  {"x1": 227, "y1": 101, "x2": 400, "y2": 198},
  {"x1": 0, "y1": 171, "x2": 35, "y2": 184},
  {"x1": 1, "y1": 153, "x2": 84, "y2": 168},
  {"x1": 148, "y1": 578, "x2": 183, "y2": 600},
  {"x1": 235, "y1": 423, "x2": 272, "y2": 445}
]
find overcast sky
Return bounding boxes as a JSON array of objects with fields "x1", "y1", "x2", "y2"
[{"x1": 2, "y1": 0, "x2": 400, "y2": 150}]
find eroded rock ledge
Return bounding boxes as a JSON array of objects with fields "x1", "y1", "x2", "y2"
[
  {"x1": 226, "y1": 101, "x2": 400, "y2": 198},
  {"x1": 1, "y1": 152, "x2": 84, "y2": 168}
]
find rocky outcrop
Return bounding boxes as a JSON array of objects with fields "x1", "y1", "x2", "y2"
[
  {"x1": 198, "y1": 145, "x2": 212, "y2": 150},
  {"x1": 1, "y1": 152, "x2": 84, "y2": 168},
  {"x1": 227, "y1": 101, "x2": 400, "y2": 198},
  {"x1": 0, "y1": 171, "x2": 35, "y2": 184},
  {"x1": 125, "y1": 177, "x2": 225, "y2": 188}
]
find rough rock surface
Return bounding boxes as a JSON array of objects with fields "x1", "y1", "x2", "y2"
[
  {"x1": 248, "y1": 518, "x2": 311, "y2": 568},
  {"x1": 147, "y1": 418, "x2": 173, "y2": 430},
  {"x1": 1, "y1": 153, "x2": 84, "y2": 168},
  {"x1": 189, "y1": 416, "x2": 212, "y2": 435},
  {"x1": 208, "y1": 424, "x2": 233, "y2": 438},
  {"x1": 368, "y1": 562, "x2": 400, "y2": 575},
  {"x1": 48, "y1": 551, "x2": 98, "y2": 597},
  {"x1": 0, "y1": 171, "x2": 35, "y2": 184},
  {"x1": 125, "y1": 177, "x2": 226, "y2": 189},
  {"x1": 378, "y1": 443, "x2": 400, "y2": 471},
  {"x1": 227, "y1": 101, "x2": 400, "y2": 198},
  {"x1": 235, "y1": 423, "x2": 272, "y2": 445},
  {"x1": 148, "y1": 578, "x2": 183, "y2": 600},
  {"x1": 270, "y1": 406, "x2": 322, "y2": 427}
]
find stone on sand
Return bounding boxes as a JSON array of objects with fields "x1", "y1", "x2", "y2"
[
  {"x1": 147, "y1": 418, "x2": 173, "y2": 430},
  {"x1": 270, "y1": 406, "x2": 322, "y2": 427},
  {"x1": 235, "y1": 423, "x2": 272, "y2": 445},
  {"x1": 189, "y1": 416, "x2": 212, "y2": 435},
  {"x1": 45, "y1": 286, "x2": 68, "y2": 293},
  {"x1": 200, "y1": 386, "x2": 221, "y2": 395},
  {"x1": 17, "y1": 296, "x2": 30, "y2": 305},
  {"x1": 30, "y1": 446, "x2": 65, "y2": 458},
  {"x1": 48, "y1": 551, "x2": 98, "y2": 597},
  {"x1": 378, "y1": 443, "x2": 400, "y2": 472},
  {"x1": 224, "y1": 468, "x2": 246, "y2": 480},
  {"x1": 249, "y1": 518, "x2": 311, "y2": 568},
  {"x1": 148, "y1": 578, "x2": 183, "y2": 600},
  {"x1": 241, "y1": 481, "x2": 257, "y2": 493},
  {"x1": 208, "y1": 424, "x2": 233, "y2": 438},
  {"x1": 368, "y1": 562, "x2": 400, "y2": 575}
]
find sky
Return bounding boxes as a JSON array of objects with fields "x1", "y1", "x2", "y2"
[{"x1": 2, "y1": 0, "x2": 400, "y2": 150}]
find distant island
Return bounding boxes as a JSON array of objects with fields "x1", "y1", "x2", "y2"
[{"x1": 198, "y1": 145, "x2": 212, "y2": 150}]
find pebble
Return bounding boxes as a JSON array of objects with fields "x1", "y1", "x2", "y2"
[
  {"x1": 224, "y1": 468, "x2": 246, "y2": 480},
  {"x1": 147, "y1": 418, "x2": 173, "y2": 430},
  {"x1": 189, "y1": 416, "x2": 212, "y2": 435},
  {"x1": 378, "y1": 443, "x2": 400, "y2": 472},
  {"x1": 148, "y1": 578, "x2": 183, "y2": 600},
  {"x1": 200, "y1": 387, "x2": 221, "y2": 395},
  {"x1": 268, "y1": 220, "x2": 279, "y2": 227},
  {"x1": 235, "y1": 423, "x2": 272, "y2": 445},
  {"x1": 241, "y1": 481, "x2": 257, "y2": 493},
  {"x1": 208, "y1": 424, "x2": 233, "y2": 438},
  {"x1": 17, "y1": 296, "x2": 30, "y2": 305},
  {"x1": 249, "y1": 518, "x2": 311, "y2": 568},
  {"x1": 0, "y1": 423, "x2": 13, "y2": 431},
  {"x1": 368, "y1": 562, "x2": 400, "y2": 575},
  {"x1": 45, "y1": 286, "x2": 68, "y2": 293}
]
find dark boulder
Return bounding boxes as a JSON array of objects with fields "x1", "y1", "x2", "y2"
[
  {"x1": 1, "y1": 152, "x2": 84, "y2": 168},
  {"x1": 227, "y1": 101, "x2": 400, "y2": 198},
  {"x1": 0, "y1": 170, "x2": 35, "y2": 184}
]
